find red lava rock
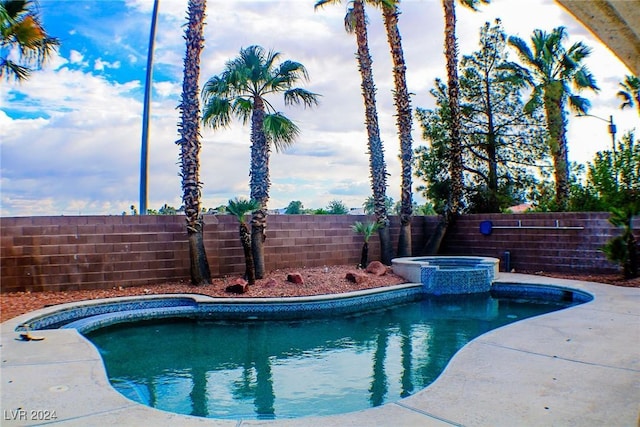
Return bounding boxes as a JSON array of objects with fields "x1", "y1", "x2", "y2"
[
  {"x1": 345, "y1": 271, "x2": 368, "y2": 284},
  {"x1": 225, "y1": 280, "x2": 248, "y2": 294},
  {"x1": 287, "y1": 272, "x2": 304, "y2": 285},
  {"x1": 366, "y1": 261, "x2": 387, "y2": 276}
]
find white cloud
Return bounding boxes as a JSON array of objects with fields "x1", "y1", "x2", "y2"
[
  {"x1": 1, "y1": 0, "x2": 638, "y2": 217},
  {"x1": 94, "y1": 58, "x2": 121, "y2": 71},
  {"x1": 1, "y1": 63, "x2": 146, "y2": 216},
  {"x1": 153, "y1": 81, "x2": 180, "y2": 98},
  {"x1": 69, "y1": 49, "x2": 85, "y2": 64}
]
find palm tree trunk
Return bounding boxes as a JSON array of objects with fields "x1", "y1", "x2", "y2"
[
  {"x1": 422, "y1": 0, "x2": 464, "y2": 256},
  {"x1": 421, "y1": 210, "x2": 453, "y2": 255},
  {"x1": 443, "y1": 0, "x2": 464, "y2": 217},
  {"x1": 189, "y1": 365, "x2": 208, "y2": 417},
  {"x1": 377, "y1": 224, "x2": 392, "y2": 264},
  {"x1": 543, "y1": 81, "x2": 570, "y2": 210},
  {"x1": 177, "y1": 0, "x2": 211, "y2": 285},
  {"x1": 250, "y1": 98, "x2": 270, "y2": 278},
  {"x1": 250, "y1": 212, "x2": 267, "y2": 279},
  {"x1": 186, "y1": 219, "x2": 211, "y2": 284},
  {"x1": 240, "y1": 224, "x2": 255, "y2": 285},
  {"x1": 353, "y1": 0, "x2": 393, "y2": 265},
  {"x1": 399, "y1": 321, "x2": 413, "y2": 397},
  {"x1": 369, "y1": 331, "x2": 389, "y2": 406},
  {"x1": 360, "y1": 241, "x2": 369, "y2": 269},
  {"x1": 382, "y1": 3, "x2": 413, "y2": 257}
]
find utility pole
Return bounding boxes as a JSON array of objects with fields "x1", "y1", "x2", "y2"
[
  {"x1": 576, "y1": 113, "x2": 617, "y2": 187},
  {"x1": 139, "y1": 0, "x2": 160, "y2": 215}
]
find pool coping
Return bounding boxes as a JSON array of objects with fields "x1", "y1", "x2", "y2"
[{"x1": 1, "y1": 273, "x2": 639, "y2": 426}]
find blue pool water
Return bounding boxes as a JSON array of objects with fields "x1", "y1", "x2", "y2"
[{"x1": 86, "y1": 292, "x2": 582, "y2": 420}]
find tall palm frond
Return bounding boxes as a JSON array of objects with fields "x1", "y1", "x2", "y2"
[
  {"x1": 201, "y1": 44, "x2": 319, "y2": 278},
  {"x1": 0, "y1": 0, "x2": 59, "y2": 81},
  {"x1": 227, "y1": 198, "x2": 260, "y2": 286},
  {"x1": 617, "y1": 75, "x2": 640, "y2": 115},
  {"x1": 352, "y1": 220, "x2": 380, "y2": 242},
  {"x1": 505, "y1": 26, "x2": 598, "y2": 210},
  {"x1": 263, "y1": 112, "x2": 300, "y2": 152},
  {"x1": 227, "y1": 198, "x2": 259, "y2": 224},
  {"x1": 352, "y1": 220, "x2": 380, "y2": 268}
]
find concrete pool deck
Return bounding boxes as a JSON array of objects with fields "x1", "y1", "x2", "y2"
[{"x1": 1, "y1": 273, "x2": 638, "y2": 426}]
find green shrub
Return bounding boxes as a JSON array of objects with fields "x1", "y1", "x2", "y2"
[{"x1": 602, "y1": 203, "x2": 639, "y2": 279}]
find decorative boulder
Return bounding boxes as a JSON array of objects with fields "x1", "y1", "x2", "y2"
[
  {"x1": 366, "y1": 261, "x2": 387, "y2": 276},
  {"x1": 226, "y1": 278, "x2": 248, "y2": 294},
  {"x1": 345, "y1": 271, "x2": 368, "y2": 284},
  {"x1": 225, "y1": 284, "x2": 247, "y2": 294},
  {"x1": 287, "y1": 272, "x2": 304, "y2": 285}
]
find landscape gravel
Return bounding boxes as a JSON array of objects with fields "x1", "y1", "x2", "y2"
[{"x1": 1, "y1": 265, "x2": 637, "y2": 323}]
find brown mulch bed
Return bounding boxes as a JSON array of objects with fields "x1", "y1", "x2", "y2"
[
  {"x1": 0, "y1": 265, "x2": 405, "y2": 323},
  {"x1": 1, "y1": 264, "x2": 637, "y2": 323}
]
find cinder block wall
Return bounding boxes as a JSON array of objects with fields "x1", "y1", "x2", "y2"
[
  {"x1": 0, "y1": 214, "x2": 427, "y2": 292},
  {"x1": 1, "y1": 212, "x2": 632, "y2": 293},
  {"x1": 440, "y1": 212, "x2": 633, "y2": 274},
  {"x1": 215, "y1": 214, "x2": 388, "y2": 277},
  {"x1": 1, "y1": 216, "x2": 192, "y2": 292}
]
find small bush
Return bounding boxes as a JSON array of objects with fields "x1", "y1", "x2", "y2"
[{"x1": 602, "y1": 203, "x2": 639, "y2": 279}]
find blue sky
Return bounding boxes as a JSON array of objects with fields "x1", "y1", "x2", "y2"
[{"x1": 1, "y1": 0, "x2": 638, "y2": 216}]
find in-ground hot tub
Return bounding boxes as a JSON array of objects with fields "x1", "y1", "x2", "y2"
[{"x1": 392, "y1": 256, "x2": 500, "y2": 295}]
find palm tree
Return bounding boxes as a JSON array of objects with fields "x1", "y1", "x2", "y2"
[
  {"x1": 352, "y1": 220, "x2": 380, "y2": 268},
  {"x1": 201, "y1": 45, "x2": 319, "y2": 278},
  {"x1": 227, "y1": 198, "x2": 260, "y2": 286},
  {"x1": 315, "y1": 0, "x2": 393, "y2": 265},
  {"x1": 175, "y1": 0, "x2": 211, "y2": 285},
  {"x1": 1, "y1": 0, "x2": 59, "y2": 81},
  {"x1": 505, "y1": 26, "x2": 599, "y2": 210},
  {"x1": 423, "y1": 0, "x2": 486, "y2": 255},
  {"x1": 363, "y1": 195, "x2": 393, "y2": 215},
  {"x1": 377, "y1": 0, "x2": 413, "y2": 257},
  {"x1": 617, "y1": 74, "x2": 640, "y2": 116},
  {"x1": 443, "y1": 0, "x2": 487, "y2": 217}
]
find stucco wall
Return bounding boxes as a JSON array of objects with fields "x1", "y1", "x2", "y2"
[{"x1": 1, "y1": 212, "x2": 632, "y2": 293}]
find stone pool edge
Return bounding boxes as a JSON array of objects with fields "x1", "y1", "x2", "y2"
[
  {"x1": 8, "y1": 283, "x2": 425, "y2": 333},
  {"x1": 1, "y1": 274, "x2": 639, "y2": 427}
]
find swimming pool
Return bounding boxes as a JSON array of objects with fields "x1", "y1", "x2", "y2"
[
  {"x1": 5, "y1": 275, "x2": 638, "y2": 426},
  {"x1": 84, "y1": 288, "x2": 589, "y2": 420}
]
